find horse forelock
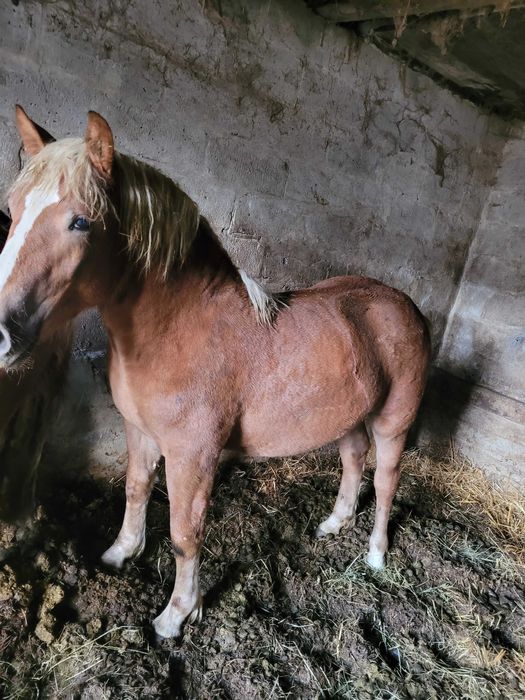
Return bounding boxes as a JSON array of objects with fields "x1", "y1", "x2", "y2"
[{"x1": 9, "y1": 138, "x2": 108, "y2": 221}]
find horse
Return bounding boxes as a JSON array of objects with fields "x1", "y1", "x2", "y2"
[
  {"x1": 0, "y1": 208, "x2": 71, "y2": 519},
  {"x1": 0, "y1": 106, "x2": 430, "y2": 638}
]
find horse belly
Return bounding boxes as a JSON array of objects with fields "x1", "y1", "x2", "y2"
[{"x1": 238, "y1": 360, "x2": 380, "y2": 458}]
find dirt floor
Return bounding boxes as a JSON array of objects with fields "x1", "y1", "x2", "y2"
[{"x1": 0, "y1": 449, "x2": 524, "y2": 699}]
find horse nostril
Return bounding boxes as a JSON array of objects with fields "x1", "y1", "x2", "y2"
[{"x1": 0, "y1": 322, "x2": 12, "y2": 358}]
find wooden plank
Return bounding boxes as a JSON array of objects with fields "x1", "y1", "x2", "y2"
[{"x1": 313, "y1": 1, "x2": 521, "y2": 22}]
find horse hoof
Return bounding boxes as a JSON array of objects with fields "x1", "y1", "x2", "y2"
[
  {"x1": 315, "y1": 514, "x2": 353, "y2": 538},
  {"x1": 101, "y1": 544, "x2": 126, "y2": 569},
  {"x1": 101, "y1": 537, "x2": 145, "y2": 569},
  {"x1": 153, "y1": 610, "x2": 183, "y2": 639},
  {"x1": 153, "y1": 596, "x2": 202, "y2": 639},
  {"x1": 315, "y1": 524, "x2": 332, "y2": 538},
  {"x1": 366, "y1": 549, "x2": 385, "y2": 570}
]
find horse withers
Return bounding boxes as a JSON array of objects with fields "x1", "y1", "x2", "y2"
[{"x1": 0, "y1": 106, "x2": 430, "y2": 637}]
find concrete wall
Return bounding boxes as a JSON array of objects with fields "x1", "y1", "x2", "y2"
[
  {"x1": 0, "y1": 1, "x2": 521, "y2": 480},
  {"x1": 424, "y1": 129, "x2": 525, "y2": 482}
]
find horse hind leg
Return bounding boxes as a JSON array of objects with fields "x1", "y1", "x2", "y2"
[
  {"x1": 316, "y1": 423, "x2": 370, "y2": 537},
  {"x1": 366, "y1": 424, "x2": 407, "y2": 570}
]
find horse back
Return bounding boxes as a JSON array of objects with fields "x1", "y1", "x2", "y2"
[
  {"x1": 301, "y1": 274, "x2": 430, "y2": 362},
  {"x1": 236, "y1": 275, "x2": 429, "y2": 456}
]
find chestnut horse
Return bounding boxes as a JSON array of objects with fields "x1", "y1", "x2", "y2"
[{"x1": 0, "y1": 107, "x2": 430, "y2": 637}]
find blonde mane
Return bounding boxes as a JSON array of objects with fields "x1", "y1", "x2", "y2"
[
  {"x1": 10, "y1": 138, "x2": 199, "y2": 278},
  {"x1": 9, "y1": 137, "x2": 278, "y2": 323}
]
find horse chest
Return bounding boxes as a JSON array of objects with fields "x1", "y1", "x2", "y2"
[{"x1": 107, "y1": 357, "x2": 152, "y2": 433}]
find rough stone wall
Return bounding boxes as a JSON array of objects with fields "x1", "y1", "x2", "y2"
[
  {"x1": 424, "y1": 129, "x2": 525, "y2": 481},
  {"x1": 0, "y1": 0, "x2": 521, "y2": 479}
]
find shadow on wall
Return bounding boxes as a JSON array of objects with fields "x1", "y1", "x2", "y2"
[
  {"x1": 411, "y1": 367, "x2": 476, "y2": 452},
  {"x1": 43, "y1": 349, "x2": 126, "y2": 485}
]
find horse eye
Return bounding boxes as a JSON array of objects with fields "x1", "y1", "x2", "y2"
[{"x1": 69, "y1": 216, "x2": 90, "y2": 232}]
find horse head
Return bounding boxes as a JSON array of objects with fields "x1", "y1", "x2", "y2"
[{"x1": 0, "y1": 107, "x2": 117, "y2": 370}]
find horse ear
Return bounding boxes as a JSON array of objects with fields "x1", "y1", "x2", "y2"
[
  {"x1": 85, "y1": 111, "x2": 114, "y2": 180},
  {"x1": 15, "y1": 105, "x2": 55, "y2": 156}
]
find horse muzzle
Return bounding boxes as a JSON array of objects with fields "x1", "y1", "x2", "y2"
[{"x1": 0, "y1": 316, "x2": 38, "y2": 371}]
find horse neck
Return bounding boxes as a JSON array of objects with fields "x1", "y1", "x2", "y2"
[
  {"x1": 184, "y1": 217, "x2": 239, "y2": 290},
  {"x1": 99, "y1": 218, "x2": 241, "y2": 356}
]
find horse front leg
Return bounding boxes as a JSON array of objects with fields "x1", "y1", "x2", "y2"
[
  {"x1": 153, "y1": 445, "x2": 218, "y2": 639},
  {"x1": 101, "y1": 421, "x2": 161, "y2": 569}
]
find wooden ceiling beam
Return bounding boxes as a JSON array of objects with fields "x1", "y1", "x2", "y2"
[{"x1": 312, "y1": 1, "x2": 521, "y2": 23}]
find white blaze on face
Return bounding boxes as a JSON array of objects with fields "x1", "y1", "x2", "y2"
[{"x1": 0, "y1": 187, "x2": 60, "y2": 294}]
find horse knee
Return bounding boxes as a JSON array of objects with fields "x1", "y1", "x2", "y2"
[
  {"x1": 165, "y1": 458, "x2": 214, "y2": 560},
  {"x1": 125, "y1": 478, "x2": 151, "y2": 502},
  {"x1": 170, "y1": 514, "x2": 204, "y2": 560},
  {"x1": 169, "y1": 524, "x2": 195, "y2": 559}
]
